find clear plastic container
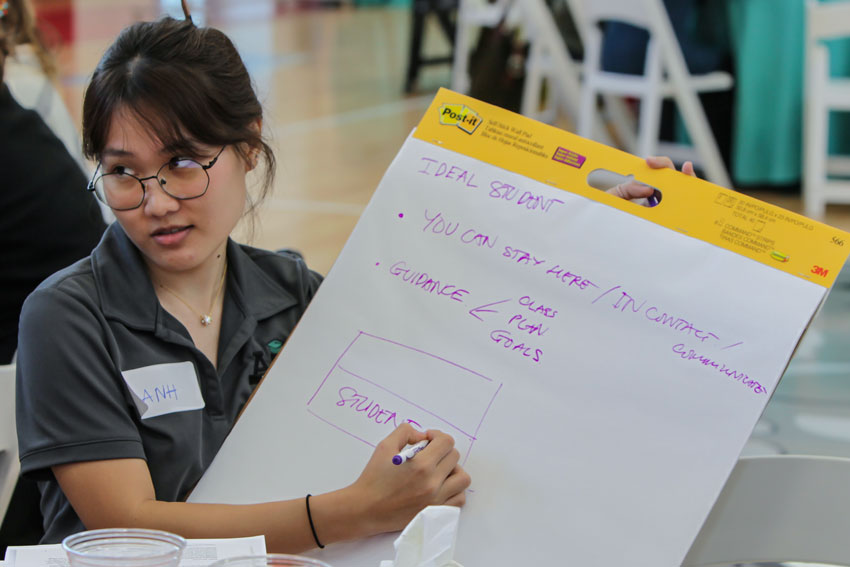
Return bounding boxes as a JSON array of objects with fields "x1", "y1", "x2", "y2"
[
  {"x1": 208, "y1": 554, "x2": 333, "y2": 567},
  {"x1": 62, "y1": 528, "x2": 187, "y2": 567}
]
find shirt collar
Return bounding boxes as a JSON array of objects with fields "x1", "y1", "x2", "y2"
[{"x1": 93, "y1": 223, "x2": 297, "y2": 330}]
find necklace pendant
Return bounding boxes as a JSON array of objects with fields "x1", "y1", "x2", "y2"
[{"x1": 200, "y1": 315, "x2": 212, "y2": 326}]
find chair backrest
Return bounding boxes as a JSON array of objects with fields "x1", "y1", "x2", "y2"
[
  {"x1": 808, "y1": 0, "x2": 850, "y2": 43},
  {"x1": 805, "y1": 0, "x2": 850, "y2": 80},
  {"x1": 802, "y1": 0, "x2": 850, "y2": 217},
  {"x1": 580, "y1": 0, "x2": 654, "y2": 31},
  {"x1": 0, "y1": 363, "x2": 19, "y2": 524},
  {"x1": 574, "y1": 0, "x2": 732, "y2": 188},
  {"x1": 683, "y1": 454, "x2": 850, "y2": 566}
]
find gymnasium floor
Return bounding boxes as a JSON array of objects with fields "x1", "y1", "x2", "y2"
[{"x1": 46, "y1": 0, "x2": 850, "y2": 459}]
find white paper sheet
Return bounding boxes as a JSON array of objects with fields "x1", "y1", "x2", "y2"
[{"x1": 189, "y1": 130, "x2": 833, "y2": 567}]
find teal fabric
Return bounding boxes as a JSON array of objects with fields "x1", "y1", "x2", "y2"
[
  {"x1": 726, "y1": 0, "x2": 850, "y2": 186},
  {"x1": 727, "y1": 0, "x2": 806, "y2": 185}
]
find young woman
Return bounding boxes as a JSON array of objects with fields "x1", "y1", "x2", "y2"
[
  {"x1": 14, "y1": 4, "x2": 469, "y2": 552},
  {"x1": 14, "y1": 1, "x2": 693, "y2": 552}
]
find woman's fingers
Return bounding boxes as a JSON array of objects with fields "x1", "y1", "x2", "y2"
[
  {"x1": 438, "y1": 466, "x2": 471, "y2": 505},
  {"x1": 645, "y1": 155, "x2": 676, "y2": 170},
  {"x1": 646, "y1": 156, "x2": 697, "y2": 177},
  {"x1": 606, "y1": 181, "x2": 654, "y2": 200}
]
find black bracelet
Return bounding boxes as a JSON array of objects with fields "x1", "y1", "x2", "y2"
[{"x1": 305, "y1": 494, "x2": 325, "y2": 549}]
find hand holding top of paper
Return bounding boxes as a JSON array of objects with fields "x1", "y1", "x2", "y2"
[
  {"x1": 339, "y1": 423, "x2": 470, "y2": 537},
  {"x1": 606, "y1": 156, "x2": 697, "y2": 203}
]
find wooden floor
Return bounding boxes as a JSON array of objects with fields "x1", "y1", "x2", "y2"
[{"x1": 49, "y1": 0, "x2": 850, "y2": 277}]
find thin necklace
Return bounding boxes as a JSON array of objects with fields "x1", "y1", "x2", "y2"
[{"x1": 157, "y1": 260, "x2": 227, "y2": 327}]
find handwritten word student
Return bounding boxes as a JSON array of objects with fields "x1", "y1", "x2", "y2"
[{"x1": 14, "y1": 1, "x2": 694, "y2": 552}]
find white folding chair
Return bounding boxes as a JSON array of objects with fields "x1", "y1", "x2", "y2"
[
  {"x1": 0, "y1": 363, "x2": 19, "y2": 524},
  {"x1": 451, "y1": 0, "x2": 620, "y2": 145},
  {"x1": 803, "y1": 0, "x2": 850, "y2": 218},
  {"x1": 575, "y1": 0, "x2": 733, "y2": 188},
  {"x1": 683, "y1": 455, "x2": 850, "y2": 566}
]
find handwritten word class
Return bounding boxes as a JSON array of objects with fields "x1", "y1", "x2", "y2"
[
  {"x1": 489, "y1": 181, "x2": 565, "y2": 213},
  {"x1": 489, "y1": 329, "x2": 543, "y2": 363},
  {"x1": 140, "y1": 384, "x2": 179, "y2": 404},
  {"x1": 417, "y1": 157, "x2": 479, "y2": 187},
  {"x1": 336, "y1": 386, "x2": 423, "y2": 427},
  {"x1": 388, "y1": 261, "x2": 470, "y2": 302},
  {"x1": 671, "y1": 344, "x2": 766, "y2": 394},
  {"x1": 518, "y1": 296, "x2": 558, "y2": 319}
]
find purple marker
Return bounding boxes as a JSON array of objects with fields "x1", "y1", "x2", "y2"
[
  {"x1": 646, "y1": 189, "x2": 661, "y2": 207},
  {"x1": 392, "y1": 440, "x2": 429, "y2": 465}
]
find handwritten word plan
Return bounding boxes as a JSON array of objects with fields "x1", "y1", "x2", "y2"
[{"x1": 190, "y1": 90, "x2": 850, "y2": 567}]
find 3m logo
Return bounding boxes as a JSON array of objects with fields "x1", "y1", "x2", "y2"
[{"x1": 439, "y1": 104, "x2": 481, "y2": 134}]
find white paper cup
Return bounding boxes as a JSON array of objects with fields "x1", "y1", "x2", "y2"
[
  {"x1": 208, "y1": 555, "x2": 333, "y2": 567},
  {"x1": 62, "y1": 528, "x2": 187, "y2": 567}
]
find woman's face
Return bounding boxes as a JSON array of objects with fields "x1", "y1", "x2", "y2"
[{"x1": 102, "y1": 108, "x2": 248, "y2": 277}]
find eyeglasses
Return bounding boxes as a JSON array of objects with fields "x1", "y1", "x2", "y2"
[{"x1": 87, "y1": 146, "x2": 227, "y2": 211}]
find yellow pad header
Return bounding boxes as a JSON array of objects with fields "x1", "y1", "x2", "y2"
[{"x1": 413, "y1": 89, "x2": 850, "y2": 288}]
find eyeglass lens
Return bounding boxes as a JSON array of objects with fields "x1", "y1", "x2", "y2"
[{"x1": 93, "y1": 158, "x2": 209, "y2": 210}]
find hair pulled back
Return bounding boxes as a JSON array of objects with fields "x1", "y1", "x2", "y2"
[{"x1": 81, "y1": 13, "x2": 276, "y2": 217}]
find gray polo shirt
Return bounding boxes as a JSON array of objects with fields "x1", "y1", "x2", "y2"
[{"x1": 16, "y1": 223, "x2": 322, "y2": 543}]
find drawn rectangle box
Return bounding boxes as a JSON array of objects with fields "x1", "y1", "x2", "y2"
[{"x1": 307, "y1": 332, "x2": 501, "y2": 462}]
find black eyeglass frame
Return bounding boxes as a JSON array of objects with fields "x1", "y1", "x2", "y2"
[{"x1": 87, "y1": 145, "x2": 227, "y2": 211}]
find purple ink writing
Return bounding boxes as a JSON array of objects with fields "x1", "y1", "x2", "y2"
[
  {"x1": 388, "y1": 260, "x2": 470, "y2": 302},
  {"x1": 612, "y1": 291, "x2": 646, "y2": 314},
  {"x1": 671, "y1": 344, "x2": 766, "y2": 395},
  {"x1": 423, "y1": 211, "x2": 499, "y2": 249},
  {"x1": 488, "y1": 181, "x2": 564, "y2": 213},
  {"x1": 592, "y1": 286, "x2": 724, "y2": 346},
  {"x1": 417, "y1": 157, "x2": 479, "y2": 187},
  {"x1": 518, "y1": 295, "x2": 558, "y2": 319},
  {"x1": 460, "y1": 229, "x2": 498, "y2": 248},
  {"x1": 545, "y1": 265, "x2": 599, "y2": 291},
  {"x1": 646, "y1": 307, "x2": 719, "y2": 343},
  {"x1": 507, "y1": 314, "x2": 549, "y2": 336},
  {"x1": 423, "y1": 210, "x2": 459, "y2": 236},
  {"x1": 489, "y1": 329, "x2": 543, "y2": 363},
  {"x1": 336, "y1": 386, "x2": 422, "y2": 428},
  {"x1": 503, "y1": 247, "x2": 545, "y2": 266}
]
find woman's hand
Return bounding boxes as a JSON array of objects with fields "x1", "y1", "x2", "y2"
[
  {"x1": 338, "y1": 423, "x2": 471, "y2": 536},
  {"x1": 606, "y1": 156, "x2": 697, "y2": 203}
]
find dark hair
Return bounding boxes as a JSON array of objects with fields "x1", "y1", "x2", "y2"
[{"x1": 81, "y1": 12, "x2": 276, "y2": 225}]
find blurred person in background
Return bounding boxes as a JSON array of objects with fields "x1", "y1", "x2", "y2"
[
  {"x1": 0, "y1": 0, "x2": 107, "y2": 553},
  {"x1": 1, "y1": 0, "x2": 87, "y2": 172}
]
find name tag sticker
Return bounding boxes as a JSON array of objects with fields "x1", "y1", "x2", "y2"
[{"x1": 121, "y1": 361, "x2": 205, "y2": 419}]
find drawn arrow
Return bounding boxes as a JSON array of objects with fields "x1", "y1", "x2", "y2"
[{"x1": 468, "y1": 299, "x2": 511, "y2": 321}]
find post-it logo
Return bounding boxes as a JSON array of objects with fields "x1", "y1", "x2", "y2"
[
  {"x1": 552, "y1": 147, "x2": 586, "y2": 168},
  {"x1": 439, "y1": 104, "x2": 481, "y2": 134}
]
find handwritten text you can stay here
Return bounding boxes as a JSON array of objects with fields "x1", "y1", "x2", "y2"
[{"x1": 380, "y1": 156, "x2": 767, "y2": 395}]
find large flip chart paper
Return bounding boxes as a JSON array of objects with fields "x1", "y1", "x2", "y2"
[{"x1": 190, "y1": 90, "x2": 850, "y2": 566}]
